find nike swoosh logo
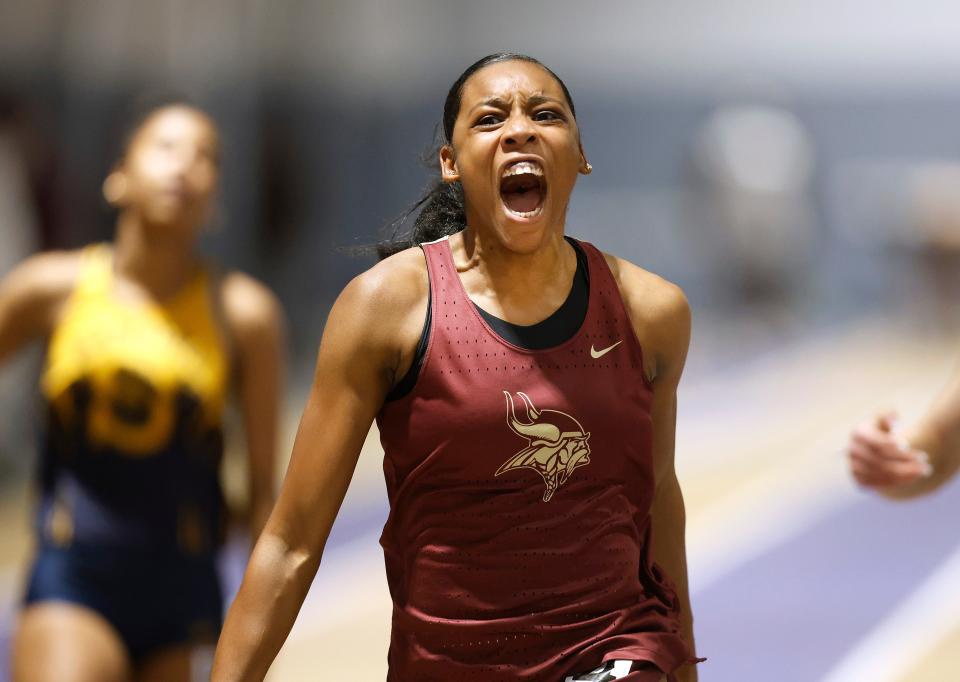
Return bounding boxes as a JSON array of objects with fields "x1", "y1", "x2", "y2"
[{"x1": 590, "y1": 340, "x2": 623, "y2": 359}]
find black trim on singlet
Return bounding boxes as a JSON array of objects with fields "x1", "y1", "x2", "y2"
[
  {"x1": 386, "y1": 285, "x2": 432, "y2": 401},
  {"x1": 385, "y1": 237, "x2": 589, "y2": 402}
]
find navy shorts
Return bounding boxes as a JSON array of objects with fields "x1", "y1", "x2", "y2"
[{"x1": 24, "y1": 544, "x2": 223, "y2": 662}]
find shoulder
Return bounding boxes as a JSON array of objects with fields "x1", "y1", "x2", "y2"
[
  {"x1": 343, "y1": 246, "x2": 427, "y2": 305},
  {"x1": 599, "y1": 251, "x2": 691, "y2": 380},
  {"x1": 335, "y1": 246, "x2": 428, "y2": 331},
  {"x1": 319, "y1": 246, "x2": 428, "y2": 373},
  {"x1": 600, "y1": 252, "x2": 690, "y2": 334},
  {"x1": 2, "y1": 249, "x2": 84, "y2": 310},
  {"x1": 219, "y1": 271, "x2": 285, "y2": 347},
  {"x1": 0, "y1": 249, "x2": 84, "y2": 343},
  {"x1": 309, "y1": 247, "x2": 428, "y2": 390},
  {"x1": 7, "y1": 249, "x2": 83, "y2": 293}
]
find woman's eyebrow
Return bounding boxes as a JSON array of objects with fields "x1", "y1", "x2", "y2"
[
  {"x1": 527, "y1": 94, "x2": 562, "y2": 108},
  {"x1": 469, "y1": 96, "x2": 511, "y2": 114},
  {"x1": 469, "y1": 93, "x2": 563, "y2": 115}
]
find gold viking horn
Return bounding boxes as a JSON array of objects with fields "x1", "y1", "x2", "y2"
[
  {"x1": 503, "y1": 391, "x2": 561, "y2": 443},
  {"x1": 517, "y1": 392, "x2": 541, "y2": 419}
]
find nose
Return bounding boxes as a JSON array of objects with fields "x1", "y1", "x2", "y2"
[
  {"x1": 501, "y1": 113, "x2": 537, "y2": 149},
  {"x1": 182, "y1": 146, "x2": 207, "y2": 169},
  {"x1": 164, "y1": 145, "x2": 191, "y2": 177},
  {"x1": 171, "y1": 146, "x2": 210, "y2": 186}
]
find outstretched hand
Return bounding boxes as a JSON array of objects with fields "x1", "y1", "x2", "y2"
[{"x1": 847, "y1": 411, "x2": 932, "y2": 490}]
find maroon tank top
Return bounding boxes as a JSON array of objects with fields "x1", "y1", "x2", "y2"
[{"x1": 376, "y1": 237, "x2": 696, "y2": 681}]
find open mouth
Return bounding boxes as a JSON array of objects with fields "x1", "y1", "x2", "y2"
[{"x1": 500, "y1": 160, "x2": 546, "y2": 219}]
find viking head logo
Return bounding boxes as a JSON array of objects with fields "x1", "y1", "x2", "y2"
[{"x1": 497, "y1": 391, "x2": 591, "y2": 502}]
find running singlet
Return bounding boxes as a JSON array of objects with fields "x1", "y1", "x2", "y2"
[
  {"x1": 376, "y1": 237, "x2": 696, "y2": 681},
  {"x1": 36, "y1": 244, "x2": 228, "y2": 554}
]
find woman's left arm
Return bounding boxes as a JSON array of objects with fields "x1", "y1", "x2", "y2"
[
  {"x1": 614, "y1": 257, "x2": 696, "y2": 680},
  {"x1": 222, "y1": 273, "x2": 286, "y2": 542},
  {"x1": 646, "y1": 284, "x2": 695, "y2": 680},
  {"x1": 650, "y1": 404, "x2": 695, "y2": 676}
]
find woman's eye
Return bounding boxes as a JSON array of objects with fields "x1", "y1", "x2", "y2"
[
  {"x1": 476, "y1": 114, "x2": 502, "y2": 126},
  {"x1": 534, "y1": 110, "x2": 561, "y2": 122}
]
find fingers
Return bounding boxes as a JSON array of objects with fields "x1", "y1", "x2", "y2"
[
  {"x1": 847, "y1": 414, "x2": 932, "y2": 490},
  {"x1": 875, "y1": 409, "x2": 899, "y2": 434},
  {"x1": 849, "y1": 441, "x2": 931, "y2": 488},
  {"x1": 849, "y1": 421, "x2": 909, "y2": 462}
]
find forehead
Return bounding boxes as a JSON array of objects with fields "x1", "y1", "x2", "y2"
[
  {"x1": 136, "y1": 106, "x2": 218, "y2": 145},
  {"x1": 460, "y1": 60, "x2": 567, "y2": 107}
]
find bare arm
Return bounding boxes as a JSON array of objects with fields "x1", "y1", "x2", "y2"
[
  {"x1": 904, "y1": 371, "x2": 960, "y2": 494},
  {"x1": 613, "y1": 256, "x2": 697, "y2": 681},
  {"x1": 222, "y1": 274, "x2": 286, "y2": 541},
  {"x1": 0, "y1": 251, "x2": 78, "y2": 365},
  {"x1": 211, "y1": 252, "x2": 426, "y2": 682},
  {"x1": 649, "y1": 424, "x2": 696, "y2": 682},
  {"x1": 646, "y1": 290, "x2": 696, "y2": 682}
]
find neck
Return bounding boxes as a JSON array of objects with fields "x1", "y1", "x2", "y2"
[
  {"x1": 461, "y1": 227, "x2": 570, "y2": 278},
  {"x1": 112, "y1": 211, "x2": 200, "y2": 299},
  {"x1": 452, "y1": 225, "x2": 577, "y2": 322}
]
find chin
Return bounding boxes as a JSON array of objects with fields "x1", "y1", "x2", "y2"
[
  {"x1": 493, "y1": 205, "x2": 561, "y2": 253},
  {"x1": 494, "y1": 222, "x2": 551, "y2": 254}
]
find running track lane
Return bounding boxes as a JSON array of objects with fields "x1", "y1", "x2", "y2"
[{"x1": 693, "y1": 479, "x2": 960, "y2": 681}]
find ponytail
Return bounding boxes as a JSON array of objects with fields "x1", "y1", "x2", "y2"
[{"x1": 377, "y1": 180, "x2": 465, "y2": 259}]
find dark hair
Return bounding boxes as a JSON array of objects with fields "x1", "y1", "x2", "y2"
[{"x1": 378, "y1": 53, "x2": 577, "y2": 259}]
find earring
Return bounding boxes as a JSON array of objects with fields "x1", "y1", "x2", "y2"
[{"x1": 583, "y1": 162, "x2": 593, "y2": 175}]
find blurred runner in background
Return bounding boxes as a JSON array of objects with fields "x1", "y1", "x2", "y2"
[{"x1": 0, "y1": 99, "x2": 284, "y2": 682}]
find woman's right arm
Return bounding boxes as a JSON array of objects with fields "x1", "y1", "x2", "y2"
[
  {"x1": 0, "y1": 252, "x2": 77, "y2": 365},
  {"x1": 211, "y1": 255, "x2": 426, "y2": 681}
]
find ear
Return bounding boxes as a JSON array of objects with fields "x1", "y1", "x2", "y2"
[
  {"x1": 578, "y1": 142, "x2": 592, "y2": 175},
  {"x1": 102, "y1": 170, "x2": 130, "y2": 206},
  {"x1": 439, "y1": 145, "x2": 460, "y2": 183}
]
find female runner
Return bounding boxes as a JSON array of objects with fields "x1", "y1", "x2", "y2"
[
  {"x1": 0, "y1": 101, "x2": 284, "y2": 682},
  {"x1": 212, "y1": 54, "x2": 699, "y2": 682}
]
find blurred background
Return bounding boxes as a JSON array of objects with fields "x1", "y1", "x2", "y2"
[{"x1": 3, "y1": 1, "x2": 960, "y2": 680}]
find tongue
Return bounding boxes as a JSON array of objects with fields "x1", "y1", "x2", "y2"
[{"x1": 502, "y1": 186, "x2": 543, "y2": 214}]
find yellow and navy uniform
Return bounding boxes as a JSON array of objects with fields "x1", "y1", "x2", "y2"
[{"x1": 25, "y1": 244, "x2": 230, "y2": 658}]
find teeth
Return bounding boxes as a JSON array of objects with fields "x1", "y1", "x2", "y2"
[
  {"x1": 509, "y1": 206, "x2": 543, "y2": 219},
  {"x1": 502, "y1": 161, "x2": 544, "y2": 178}
]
